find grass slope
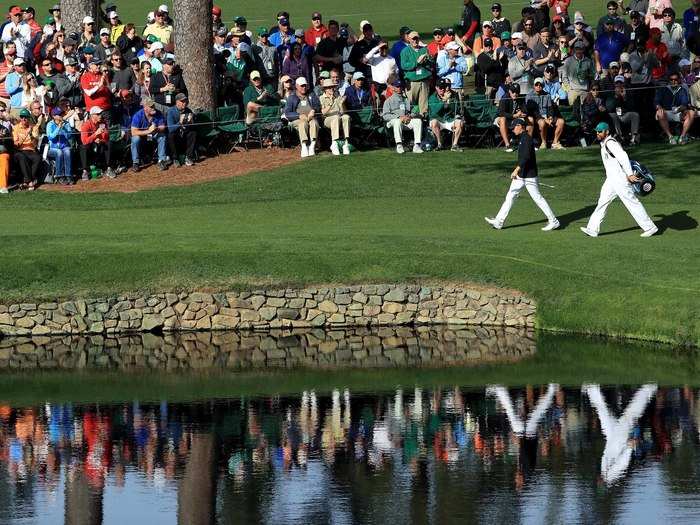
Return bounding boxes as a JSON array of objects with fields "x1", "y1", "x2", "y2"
[
  {"x1": 1, "y1": 333, "x2": 698, "y2": 405},
  {"x1": 1, "y1": 144, "x2": 698, "y2": 345}
]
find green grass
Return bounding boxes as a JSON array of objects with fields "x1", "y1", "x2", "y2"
[
  {"x1": 31, "y1": 0, "x2": 604, "y2": 39},
  {"x1": 0, "y1": 333, "x2": 698, "y2": 405},
  {"x1": 1, "y1": 144, "x2": 699, "y2": 345}
]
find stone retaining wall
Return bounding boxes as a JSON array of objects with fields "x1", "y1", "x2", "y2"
[
  {"x1": 0, "y1": 284, "x2": 536, "y2": 337},
  {"x1": 0, "y1": 327, "x2": 536, "y2": 370}
]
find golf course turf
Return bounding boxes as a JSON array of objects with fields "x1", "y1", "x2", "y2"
[{"x1": 0, "y1": 143, "x2": 698, "y2": 346}]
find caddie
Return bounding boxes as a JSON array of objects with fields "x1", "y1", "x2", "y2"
[
  {"x1": 485, "y1": 118, "x2": 560, "y2": 231},
  {"x1": 580, "y1": 122, "x2": 658, "y2": 238}
]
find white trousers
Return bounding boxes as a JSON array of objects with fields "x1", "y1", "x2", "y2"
[
  {"x1": 387, "y1": 118, "x2": 422, "y2": 144},
  {"x1": 495, "y1": 177, "x2": 557, "y2": 225},
  {"x1": 585, "y1": 178, "x2": 655, "y2": 233}
]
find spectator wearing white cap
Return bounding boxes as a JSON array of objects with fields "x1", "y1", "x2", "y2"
[
  {"x1": 243, "y1": 70, "x2": 279, "y2": 125},
  {"x1": 80, "y1": 105, "x2": 114, "y2": 179},
  {"x1": 319, "y1": 78, "x2": 351, "y2": 155},
  {"x1": 143, "y1": 40, "x2": 164, "y2": 73},
  {"x1": 143, "y1": 7, "x2": 173, "y2": 46},
  {"x1": 1, "y1": 7, "x2": 32, "y2": 61},
  {"x1": 473, "y1": 20, "x2": 502, "y2": 55},
  {"x1": 79, "y1": 15, "x2": 98, "y2": 49},
  {"x1": 6, "y1": 57, "x2": 27, "y2": 115},
  {"x1": 364, "y1": 39, "x2": 397, "y2": 94},
  {"x1": 95, "y1": 27, "x2": 116, "y2": 63},
  {"x1": 108, "y1": 11, "x2": 125, "y2": 45},
  {"x1": 283, "y1": 76, "x2": 321, "y2": 158},
  {"x1": 344, "y1": 71, "x2": 372, "y2": 111},
  {"x1": 437, "y1": 41, "x2": 469, "y2": 94}
]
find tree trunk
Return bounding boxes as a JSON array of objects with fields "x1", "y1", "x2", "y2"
[
  {"x1": 173, "y1": 0, "x2": 215, "y2": 111},
  {"x1": 60, "y1": 0, "x2": 98, "y2": 35},
  {"x1": 178, "y1": 433, "x2": 216, "y2": 525}
]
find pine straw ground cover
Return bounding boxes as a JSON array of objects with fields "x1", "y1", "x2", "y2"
[{"x1": 0, "y1": 142, "x2": 698, "y2": 345}]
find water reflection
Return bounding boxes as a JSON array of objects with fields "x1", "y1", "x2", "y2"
[
  {"x1": 0, "y1": 327, "x2": 536, "y2": 370},
  {"x1": 3, "y1": 384, "x2": 700, "y2": 524}
]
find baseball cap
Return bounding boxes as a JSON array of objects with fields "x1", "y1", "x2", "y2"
[
  {"x1": 511, "y1": 31, "x2": 522, "y2": 40},
  {"x1": 573, "y1": 40, "x2": 586, "y2": 49},
  {"x1": 534, "y1": 77, "x2": 544, "y2": 85},
  {"x1": 595, "y1": 122, "x2": 609, "y2": 133},
  {"x1": 294, "y1": 28, "x2": 304, "y2": 38},
  {"x1": 175, "y1": 93, "x2": 187, "y2": 101},
  {"x1": 678, "y1": 58, "x2": 691, "y2": 67},
  {"x1": 319, "y1": 70, "x2": 330, "y2": 79},
  {"x1": 212, "y1": 5, "x2": 221, "y2": 16},
  {"x1": 359, "y1": 20, "x2": 370, "y2": 31},
  {"x1": 64, "y1": 57, "x2": 78, "y2": 66},
  {"x1": 12, "y1": 57, "x2": 25, "y2": 66},
  {"x1": 491, "y1": 3, "x2": 502, "y2": 9},
  {"x1": 483, "y1": 38, "x2": 493, "y2": 47},
  {"x1": 279, "y1": 17, "x2": 289, "y2": 26},
  {"x1": 604, "y1": 16, "x2": 616, "y2": 24},
  {"x1": 609, "y1": 61, "x2": 620, "y2": 68},
  {"x1": 249, "y1": 70, "x2": 261, "y2": 80},
  {"x1": 352, "y1": 71, "x2": 365, "y2": 81},
  {"x1": 108, "y1": 11, "x2": 118, "y2": 19},
  {"x1": 82, "y1": 15, "x2": 94, "y2": 24},
  {"x1": 150, "y1": 41, "x2": 164, "y2": 51},
  {"x1": 163, "y1": 57, "x2": 175, "y2": 65},
  {"x1": 399, "y1": 26, "x2": 412, "y2": 35},
  {"x1": 83, "y1": 45, "x2": 95, "y2": 54},
  {"x1": 311, "y1": 11, "x2": 322, "y2": 19},
  {"x1": 142, "y1": 97, "x2": 156, "y2": 107},
  {"x1": 517, "y1": 43, "x2": 528, "y2": 50},
  {"x1": 158, "y1": 4, "x2": 168, "y2": 12},
  {"x1": 392, "y1": 77, "x2": 404, "y2": 87},
  {"x1": 408, "y1": 31, "x2": 419, "y2": 40},
  {"x1": 433, "y1": 27, "x2": 444, "y2": 34},
  {"x1": 89, "y1": 106, "x2": 103, "y2": 115},
  {"x1": 482, "y1": 20, "x2": 492, "y2": 27},
  {"x1": 146, "y1": 34, "x2": 160, "y2": 43},
  {"x1": 279, "y1": 74, "x2": 291, "y2": 84},
  {"x1": 662, "y1": 7, "x2": 674, "y2": 16},
  {"x1": 552, "y1": 15, "x2": 563, "y2": 22},
  {"x1": 437, "y1": 78, "x2": 450, "y2": 89},
  {"x1": 19, "y1": 109, "x2": 31, "y2": 118},
  {"x1": 9, "y1": 6, "x2": 22, "y2": 16},
  {"x1": 119, "y1": 88, "x2": 131, "y2": 98},
  {"x1": 339, "y1": 28, "x2": 349, "y2": 38},
  {"x1": 630, "y1": 10, "x2": 641, "y2": 17},
  {"x1": 256, "y1": 26, "x2": 268, "y2": 36},
  {"x1": 510, "y1": 118, "x2": 525, "y2": 129},
  {"x1": 215, "y1": 26, "x2": 227, "y2": 37},
  {"x1": 295, "y1": 77, "x2": 307, "y2": 86},
  {"x1": 49, "y1": 3, "x2": 60, "y2": 12},
  {"x1": 574, "y1": 13, "x2": 585, "y2": 23},
  {"x1": 445, "y1": 41, "x2": 460, "y2": 50},
  {"x1": 321, "y1": 78, "x2": 336, "y2": 88},
  {"x1": 100, "y1": 28, "x2": 109, "y2": 36},
  {"x1": 51, "y1": 107, "x2": 63, "y2": 116},
  {"x1": 89, "y1": 57, "x2": 102, "y2": 64},
  {"x1": 613, "y1": 75, "x2": 625, "y2": 83},
  {"x1": 501, "y1": 31, "x2": 511, "y2": 39},
  {"x1": 234, "y1": 16, "x2": 246, "y2": 24},
  {"x1": 544, "y1": 64, "x2": 556, "y2": 73}
]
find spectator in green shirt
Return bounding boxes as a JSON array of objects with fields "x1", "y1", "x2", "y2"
[
  {"x1": 428, "y1": 79, "x2": 464, "y2": 151},
  {"x1": 243, "y1": 70, "x2": 280, "y2": 125},
  {"x1": 400, "y1": 31, "x2": 432, "y2": 116}
]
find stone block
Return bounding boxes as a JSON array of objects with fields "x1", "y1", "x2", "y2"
[
  {"x1": 259, "y1": 307, "x2": 277, "y2": 321},
  {"x1": 250, "y1": 295, "x2": 266, "y2": 310},
  {"x1": 335, "y1": 293, "x2": 351, "y2": 305},
  {"x1": 0, "y1": 313, "x2": 13, "y2": 325},
  {"x1": 212, "y1": 315, "x2": 239, "y2": 329},
  {"x1": 266, "y1": 297, "x2": 286, "y2": 307},
  {"x1": 328, "y1": 313, "x2": 345, "y2": 323},
  {"x1": 310, "y1": 313, "x2": 327, "y2": 327},
  {"x1": 278, "y1": 308, "x2": 300, "y2": 320},
  {"x1": 382, "y1": 302, "x2": 404, "y2": 314},
  {"x1": 318, "y1": 300, "x2": 338, "y2": 314},
  {"x1": 16, "y1": 317, "x2": 35, "y2": 329},
  {"x1": 142, "y1": 314, "x2": 164, "y2": 331}
]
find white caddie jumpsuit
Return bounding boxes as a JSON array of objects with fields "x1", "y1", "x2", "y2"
[{"x1": 585, "y1": 136, "x2": 655, "y2": 233}]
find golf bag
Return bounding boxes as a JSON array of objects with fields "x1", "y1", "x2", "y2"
[{"x1": 630, "y1": 159, "x2": 655, "y2": 197}]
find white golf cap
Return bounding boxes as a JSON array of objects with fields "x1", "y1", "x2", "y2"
[
  {"x1": 482, "y1": 20, "x2": 492, "y2": 27},
  {"x1": 445, "y1": 41, "x2": 460, "y2": 50},
  {"x1": 359, "y1": 19, "x2": 370, "y2": 30},
  {"x1": 82, "y1": 15, "x2": 94, "y2": 24},
  {"x1": 108, "y1": 11, "x2": 119, "y2": 18},
  {"x1": 158, "y1": 4, "x2": 169, "y2": 12},
  {"x1": 352, "y1": 71, "x2": 364, "y2": 81},
  {"x1": 295, "y1": 77, "x2": 307, "y2": 86},
  {"x1": 511, "y1": 31, "x2": 522, "y2": 39},
  {"x1": 89, "y1": 106, "x2": 103, "y2": 115},
  {"x1": 678, "y1": 58, "x2": 691, "y2": 67},
  {"x1": 100, "y1": 27, "x2": 110, "y2": 35},
  {"x1": 12, "y1": 57, "x2": 24, "y2": 66},
  {"x1": 150, "y1": 41, "x2": 164, "y2": 51}
]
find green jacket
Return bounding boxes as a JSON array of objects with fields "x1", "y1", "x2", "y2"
[
  {"x1": 243, "y1": 84, "x2": 279, "y2": 109},
  {"x1": 428, "y1": 92, "x2": 460, "y2": 121},
  {"x1": 400, "y1": 45, "x2": 432, "y2": 82}
]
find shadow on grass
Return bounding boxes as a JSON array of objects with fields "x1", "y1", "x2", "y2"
[
  {"x1": 503, "y1": 205, "x2": 596, "y2": 230},
  {"x1": 598, "y1": 210, "x2": 698, "y2": 236}
]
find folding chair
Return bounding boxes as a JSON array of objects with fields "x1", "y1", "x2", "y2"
[{"x1": 217, "y1": 105, "x2": 247, "y2": 152}]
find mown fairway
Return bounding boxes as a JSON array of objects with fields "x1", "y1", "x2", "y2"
[{"x1": 1, "y1": 143, "x2": 698, "y2": 344}]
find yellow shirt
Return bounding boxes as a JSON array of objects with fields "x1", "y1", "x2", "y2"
[
  {"x1": 110, "y1": 24, "x2": 125, "y2": 45},
  {"x1": 143, "y1": 23, "x2": 173, "y2": 45}
]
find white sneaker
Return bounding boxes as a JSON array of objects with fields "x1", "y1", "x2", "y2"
[
  {"x1": 485, "y1": 217, "x2": 502, "y2": 230},
  {"x1": 541, "y1": 219, "x2": 560, "y2": 231},
  {"x1": 412, "y1": 144, "x2": 423, "y2": 154},
  {"x1": 505, "y1": 146, "x2": 514, "y2": 152},
  {"x1": 580, "y1": 226, "x2": 598, "y2": 237},
  {"x1": 0, "y1": 188, "x2": 8, "y2": 194},
  {"x1": 342, "y1": 141, "x2": 350, "y2": 155},
  {"x1": 396, "y1": 143, "x2": 405, "y2": 154},
  {"x1": 330, "y1": 141, "x2": 340, "y2": 156},
  {"x1": 301, "y1": 143, "x2": 309, "y2": 158},
  {"x1": 308, "y1": 140, "x2": 316, "y2": 156},
  {"x1": 640, "y1": 225, "x2": 658, "y2": 238}
]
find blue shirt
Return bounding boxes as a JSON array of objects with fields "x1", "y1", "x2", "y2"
[
  {"x1": 436, "y1": 53, "x2": 468, "y2": 88},
  {"x1": 684, "y1": 8, "x2": 700, "y2": 39},
  {"x1": 5, "y1": 71, "x2": 23, "y2": 109},
  {"x1": 594, "y1": 31, "x2": 628, "y2": 69},
  {"x1": 389, "y1": 40, "x2": 408, "y2": 72},
  {"x1": 130, "y1": 108, "x2": 165, "y2": 130},
  {"x1": 46, "y1": 120, "x2": 74, "y2": 148}
]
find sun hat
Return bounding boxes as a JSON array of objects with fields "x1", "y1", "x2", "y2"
[{"x1": 321, "y1": 78, "x2": 336, "y2": 88}]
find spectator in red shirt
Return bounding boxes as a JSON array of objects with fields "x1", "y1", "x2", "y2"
[
  {"x1": 645, "y1": 28, "x2": 671, "y2": 80},
  {"x1": 305, "y1": 12, "x2": 327, "y2": 48},
  {"x1": 80, "y1": 106, "x2": 114, "y2": 180},
  {"x1": 80, "y1": 57, "x2": 112, "y2": 122},
  {"x1": 0, "y1": 44, "x2": 16, "y2": 106},
  {"x1": 22, "y1": 7, "x2": 41, "y2": 38},
  {"x1": 428, "y1": 28, "x2": 446, "y2": 58}
]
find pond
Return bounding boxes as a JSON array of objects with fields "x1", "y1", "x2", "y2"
[{"x1": 1, "y1": 328, "x2": 699, "y2": 524}]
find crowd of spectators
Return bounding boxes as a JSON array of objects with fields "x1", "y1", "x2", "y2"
[{"x1": 0, "y1": 0, "x2": 698, "y2": 192}]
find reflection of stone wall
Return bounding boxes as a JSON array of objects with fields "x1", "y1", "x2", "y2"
[
  {"x1": 0, "y1": 285, "x2": 536, "y2": 337},
  {"x1": 0, "y1": 327, "x2": 536, "y2": 370}
]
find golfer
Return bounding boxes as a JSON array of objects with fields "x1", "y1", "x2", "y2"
[
  {"x1": 580, "y1": 122, "x2": 658, "y2": 238},
  {"x1": 485, "y1": 118, "x2": 560, "y2": 231}
]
